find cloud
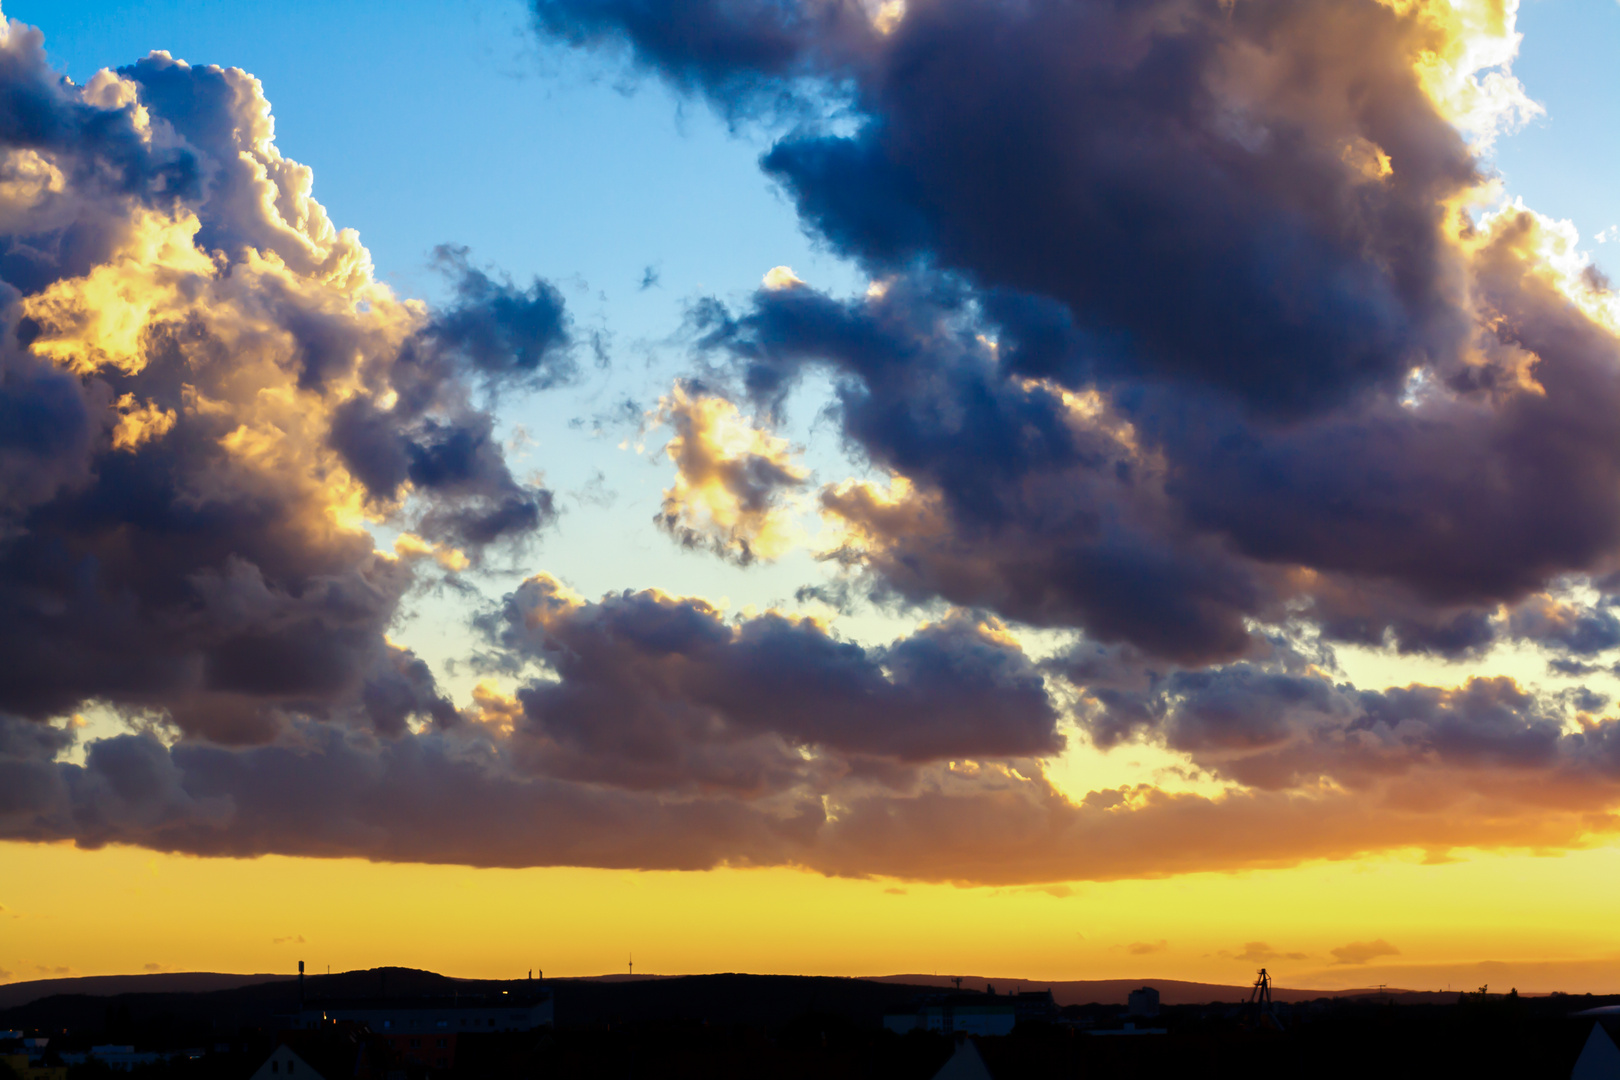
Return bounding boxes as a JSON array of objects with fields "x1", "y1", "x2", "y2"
[
  {"x1": 143, "y1": 962, "x2": 162, "y2": 972},
  {"x1": 1057, "y1": 644, "x2": 1620, "y2": 808},
  {"x1": 10, "y1": 696, "x2": 1620, "y2": 885},
  {"x1": 530, "y1": 0, "x2": 1620, "y2": 673},
  {"x1": 422, "y1": 244, "x2": 574, "y2": 387},
  {"x1": 0, "y1": 26, "x2": 563, "y2": 748},
  {"x1": 1127, "y1": 940, "x2": 1169, "y2": 956},
  {"x1": 649, "y1": 382, "x2": 809, "y2": 564},
  {"x1": 1225, "y1": 942, "x2": 1309, "y2": 965},
  {"x1": 484, "y1": 574, "x2": 1063, "y2": 780},
  {"x1": 272, "y1": 935, "x2": 306, "y2": 945},
  {"x1": 3, "y1": 1, "x2": 1620, "y2": 891},
  {"x1": 1331, "y1": 939, "x2": 1402, "y2": 965}
]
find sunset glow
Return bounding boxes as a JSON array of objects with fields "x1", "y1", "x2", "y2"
[{"x1": 6, "y1": 0, "x2": 1620, "y2": 1009}]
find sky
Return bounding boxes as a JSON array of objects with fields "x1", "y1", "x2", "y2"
[{"x1": 5, "y1": 0, "x2": 1620, "y2": 994}]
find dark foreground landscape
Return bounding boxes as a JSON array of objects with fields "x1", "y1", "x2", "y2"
[{"x1": 2, "y1": 968, "x2": 1615, "y2": 1079}]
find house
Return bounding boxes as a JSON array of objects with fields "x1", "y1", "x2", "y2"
[
  {"x1": 884, "y1": 995, "x2": 1017, "y2": 1036},
  {"x1": 1574, "y1": 1022, "x2": 1620, "y2": 1080},
  {"x1": 250, "y1": 1044, "x2": 326, "y2": 1080},
  {"x1": 251, "y1": 1027, "x2": 376, "y2": 1080},
  {"x1": 931, "y1": 1039, "x2": 994, "y2": 1080}
]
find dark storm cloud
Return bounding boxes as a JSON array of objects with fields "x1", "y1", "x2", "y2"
[
  {"x1": 325, "y1": 248, "x2": 570, "y2": 546},
  {"x1": 697, "y1": 274, "x2": 1275, "y2": 662},
  {"x1": 686, "y1": 203, "x2": 1620, "y2": 664},
  {"x1": 1508, "y1": 595, "x2": 1620, "y2": 657},
  {"x1": 1058, "y1": 648, "x2": 1620, "y2": 794},
  {"x1": 330, "y1": 404, "x2": 555, "y2": 548},
  {"x1": 485, "y1": 574, "x2": 1062, "y2": 786},
  {"x1": 531, "y1": 0, "x2": 1620, "y2": 669},
  {"x1": 11, "y1": 693, "x2": 1620, "y2": 884},
  {"x1": 532, "y1": 0, "x2": 871, "y2": 105},
  {"x1": 425, "y1": 244, "x2": 574, "y2": 386},
  {"x1": 540, "y1": 0, "x2": 1477, "y2": 418},
  {"x1": 8, "y1": 0, "x2": 1620, "y2": 889}
]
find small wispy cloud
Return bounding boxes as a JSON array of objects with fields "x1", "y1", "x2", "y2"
[
  {"x1": 1220, "y1": 942, "x2": 1308, "y2": 964},
  {"x1": 272, "y1": 935, "x2": 306, "y2": 946},
  {"x1": 1331, "y1": 939, "x2": 1401, "y2": 965},
  {"x1": 1127, "y1": 939, "x2": 1169, "y2": 956}
]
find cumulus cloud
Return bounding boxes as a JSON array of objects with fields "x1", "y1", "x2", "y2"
[
  {"x1": 485, "y1": 574, "x2": 1063, "y2": 778},
  {"x1": 7, "y1": 0, "x2": 1620, "y2": 890},
  {"x1": 0, "y1": 20, "x2": 559, "y2": 748},
  {"x1": 650, "y1": 381, "x2": 808, "y2": 563},
  {"x1": 11, "y1": 678, "x2": 1620, "y2": 886},
  {"x1": 533, "y1": 0, "x2": 1620, "y2": 672},
  {"x1": 1055, "y1": 642, "x2": 1620, "y2": 818},
  {"x1": 515, "y1": 0, "x2": 1620, "y2": 879}
]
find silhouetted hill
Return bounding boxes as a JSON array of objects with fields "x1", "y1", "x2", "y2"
[
  {"x1": 0, "y1": 968, "x2": 943, "y2": 1039},
  {"x1": 0, "y1": 966, "x2": 1465, "y2": 1024},
  {"x1": 0, "y1": 967, "x2": 475, "y2": 1037},
  {"x1": 0, "y1": 972, "x2": 291, "y2": 1010},
  {"x1": 867, "y1": 974, "x2": 1447, "y2": 1005}
]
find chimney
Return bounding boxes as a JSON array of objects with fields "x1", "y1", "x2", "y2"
[{"x1": 298, "y1": 961, "x2": 305, "y2": 1011}]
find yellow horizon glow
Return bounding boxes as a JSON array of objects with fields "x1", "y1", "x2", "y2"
[{"x1": 4, "y1": 839, "x2": 1620, "y2": 995}]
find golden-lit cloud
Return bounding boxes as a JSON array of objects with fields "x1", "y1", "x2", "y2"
[
  {"x1": 1382, "y1": 0, "x2": 1542, "y2": 148},
  {"x1": 9, "y1": 0, "x2": 1620, "y2": 918},
  {"x1": 0, "y1": 31, "x2": 558, "y2": 753},
  {"x1": 652, "y1": 382, "x2": 809, "y2": 563},
  {"x1": 761, "y1": 265, "x2": 805, "y2": 291}
]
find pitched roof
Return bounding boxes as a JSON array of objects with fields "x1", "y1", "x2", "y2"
[
  {"x1": 932, "y1": 1039, "x2": 994, "y2": 1080},
  {"x1": 1574, "y1": 1022, "x2": 1620, "y2": 1080}
]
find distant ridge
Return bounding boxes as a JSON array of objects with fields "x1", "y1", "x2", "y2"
[
  {"x1": 0, "y1": 967, "x2": 1457, "y2": 1014},
  {"x1": 0, "y1": 972, "x2": 293, "y2": 1010},
  {"x1": 866, "y1": 974, "x2": 1451, "y2": 1006}
]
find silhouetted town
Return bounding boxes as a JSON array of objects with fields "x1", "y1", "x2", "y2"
[{"x1": 5, "y1": 965, "x2": 1620, "y2": 1078}]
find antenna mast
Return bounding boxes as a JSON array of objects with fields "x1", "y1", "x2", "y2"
[{"x1": 1244, "y1": 968, "x2": 1284, "y2": 1031}]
